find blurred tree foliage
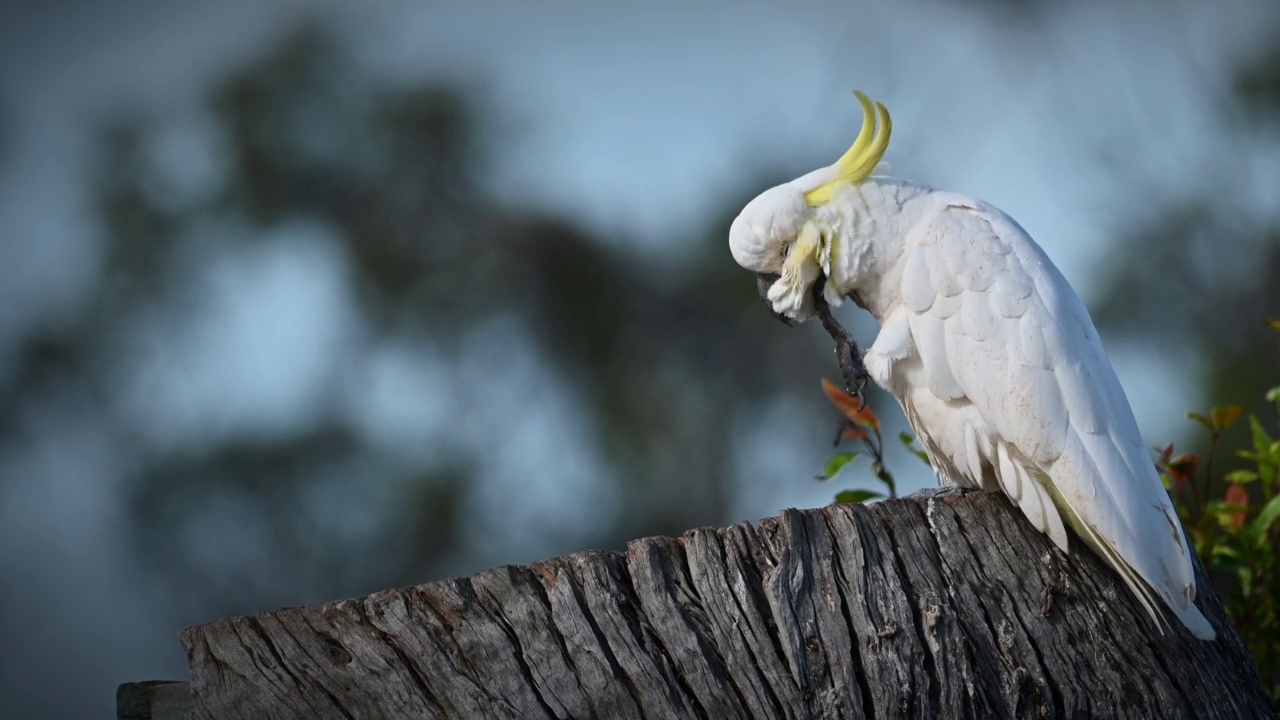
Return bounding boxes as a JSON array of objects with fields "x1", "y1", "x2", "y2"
[
  {"x1": 1156, "y1": 385, "x2": 1280, "y2": 707},
  {"x1": 1092, "y1": 21, "x2": 1280, "y2": 457},
  {"x1": 1082, "y1": 22, "x2": 1280, "y2": 699},
  {"x1": 0, "y1": 26, "x2": 854, "y2": 619}
]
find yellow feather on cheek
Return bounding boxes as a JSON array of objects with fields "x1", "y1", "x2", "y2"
[
  {"x1": 768, "y1": 222, "x2": 825, "y2": 318},
  {"x1": 781, "y1": 223, "x2": 822, "y2": 282}
]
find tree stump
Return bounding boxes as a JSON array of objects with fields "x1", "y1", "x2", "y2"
[{"x1": 174, "y1": 490, "x2": 1273, "y2": 719}]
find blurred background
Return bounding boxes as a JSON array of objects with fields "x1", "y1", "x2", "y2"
[{"x1": 1, "y1": 0, "x2": 1279, "y2": 715}]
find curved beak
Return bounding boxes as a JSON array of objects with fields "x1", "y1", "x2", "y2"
[{"x1": 755, "y1": 273, "x2": 794, "y2": 327}]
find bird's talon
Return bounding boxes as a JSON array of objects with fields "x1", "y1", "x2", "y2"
[
  {"x1": 848, "y1": 377, "x2": 868, "y2": 411},
  {"x1": 813, "y1": 274, "x2": 872, "y2": 410}
]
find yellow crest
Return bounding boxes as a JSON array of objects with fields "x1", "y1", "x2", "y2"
[{"x1": 804, "y1": 91, "x2": 893, "y2": 207}]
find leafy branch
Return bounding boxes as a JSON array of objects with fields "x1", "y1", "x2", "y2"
[
  {"x1": 816, "y1": 378, "x2": 930, "y2": 504},
  {"x1": 1155, "y1": 323, "x2": 1280, "y2": 709}
]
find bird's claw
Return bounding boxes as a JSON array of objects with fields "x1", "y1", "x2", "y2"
[
  {"x1": 822, "y1": 290, "x2": 870, "y2": 409},
  {"x1": 907, "y1": 485, "x2": 975, "y2": 501},
  {"x1": 835, "y1": 337, "x2": 870, "y2": 410},
  {"x1": 786, "y1": 274, "x2": 870, "y2": 410}
]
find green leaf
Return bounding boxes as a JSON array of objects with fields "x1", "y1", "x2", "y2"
[
  {"x1": 1250, "y1": 415, "x2": 1273, "y2": 453},
  {"x1": 1226, "y1": 469, "x2": 1259, "y2": 485},
  {"x1": 1249, "y1": 416, "x2": 1276, "y2": 485},
  {"x1": 1237, "y1": 567, "x2": 1253, "y2": 595},
  {"x1": 834, "y1": 489, "x2": 883, "y2": 505},
  {"x1": 1265, "y1": 386, "x2": 1280, "y2": 404},
  {"x1": 899, "y1": 431, "x2": 932, "y2": 466},
  {"x1": 1187, "y1": 411, "x2": 1214, "y2": 432},
  {"x1": 1211, "y1": 543, "x2": 1241, "y2": 560},
  {"x1": 1210, "y1": 545, "x2": 1247, "y2": 574},
  {"x1": 1211, "y1": 405, "x2": 1244, "y2": 432},
  {"x1": 871, "y1": 461, "x2": 897, "y2": 497},
  {"x1": 818, "y1": 452, "x2": 859, "y2": 480},
  {"x1": 1249, "y1": 493, "x2": 1280, "y2": 535}
]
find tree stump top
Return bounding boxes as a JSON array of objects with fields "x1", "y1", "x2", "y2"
[{"x1": 175, "y1": 490, "x2": 1273, "y2": 719}]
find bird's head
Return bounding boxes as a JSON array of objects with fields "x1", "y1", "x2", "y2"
[{"x1": 728, "y1": 90, "x2": 892, "y2": 324}]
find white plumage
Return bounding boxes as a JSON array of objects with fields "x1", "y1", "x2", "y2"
[{"x1": 728, "y1": 93, "x2": 1215, "y2": 640}]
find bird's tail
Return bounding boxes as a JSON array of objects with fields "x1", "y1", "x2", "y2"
[{"x1": 1051, "y1": 485, "x2": 1216, "y2": 640}]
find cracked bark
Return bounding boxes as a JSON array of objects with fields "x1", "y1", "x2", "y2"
[{"x1": 172, "y1": 491, "x2": 1274, "y2": 720}]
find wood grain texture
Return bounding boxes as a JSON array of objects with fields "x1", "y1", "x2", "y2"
[
  {"x1": 180, "y1": 490, "x2": 1275, "y2": 719},
  {"x1": 117, "y1": 680, "x2": 193, "y2": 720}
]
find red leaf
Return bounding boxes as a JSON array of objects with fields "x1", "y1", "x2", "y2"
[
  {"x1": 1166, "y1": 452, "x2": 1198, "y2": 488},
  {"x1": 821, "y1": 378, "x2": 880, "y2": 431},
  {"x1": 841, "y1": 427, "x2": 868, "y2": 442},
  {"x1": 1224, "y1": 485, "x2": 1249, "y2": 529}
]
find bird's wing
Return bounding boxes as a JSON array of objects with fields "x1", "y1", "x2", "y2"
[{"x1": 897, "y1": 193, "x2": 1212, "y2": 638}]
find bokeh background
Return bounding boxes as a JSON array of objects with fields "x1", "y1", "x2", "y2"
[{"x1": 2, "y1": 0, "x2": 1279, "y2": 715}]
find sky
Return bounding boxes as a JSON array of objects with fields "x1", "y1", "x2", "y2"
[{"x1": 1, "y1": 0, "x2": 1278, "y2": 715}]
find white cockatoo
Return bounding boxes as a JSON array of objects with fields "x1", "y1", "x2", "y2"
[{"x1": 729, "y1": 91, "x2": 1215, "y2": 640}]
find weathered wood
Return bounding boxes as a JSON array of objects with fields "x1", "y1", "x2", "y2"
[
  {"x1": 117, "y1": 680, "x2": 193, "y2": 720},
  {"x1": 178, "y1": 490, "x2": 1274, "y2": 719}
]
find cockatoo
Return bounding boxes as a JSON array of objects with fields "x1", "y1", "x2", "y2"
[{"x1": 729, "y1": 91, "x2": 1215, "y2": 640}]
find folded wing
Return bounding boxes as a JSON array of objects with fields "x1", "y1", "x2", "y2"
[{"x1": 897, "y1": 194, "x2": 1213, "y2": 639}]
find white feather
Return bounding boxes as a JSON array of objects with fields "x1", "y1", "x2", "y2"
[
  {"x1": 1017, "y1": 468, "x2": 1049, "y2": 536},
  {"x1": 995, "y1": 442, "x2": 1021, "y2": 502},
  {"x1": 962, "y1": 421, "x2": 985, "y2": 483}
]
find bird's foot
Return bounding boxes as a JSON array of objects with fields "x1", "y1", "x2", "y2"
[
  {"x1": 835, "y1": 336, "x2": 870, "y2": 410},
  {"x1": 909, "y1": 485, "x2": 977, "y2": 501},
  {"x1": 812, "y1": 277, "x2": 870, "y2": 409}
]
